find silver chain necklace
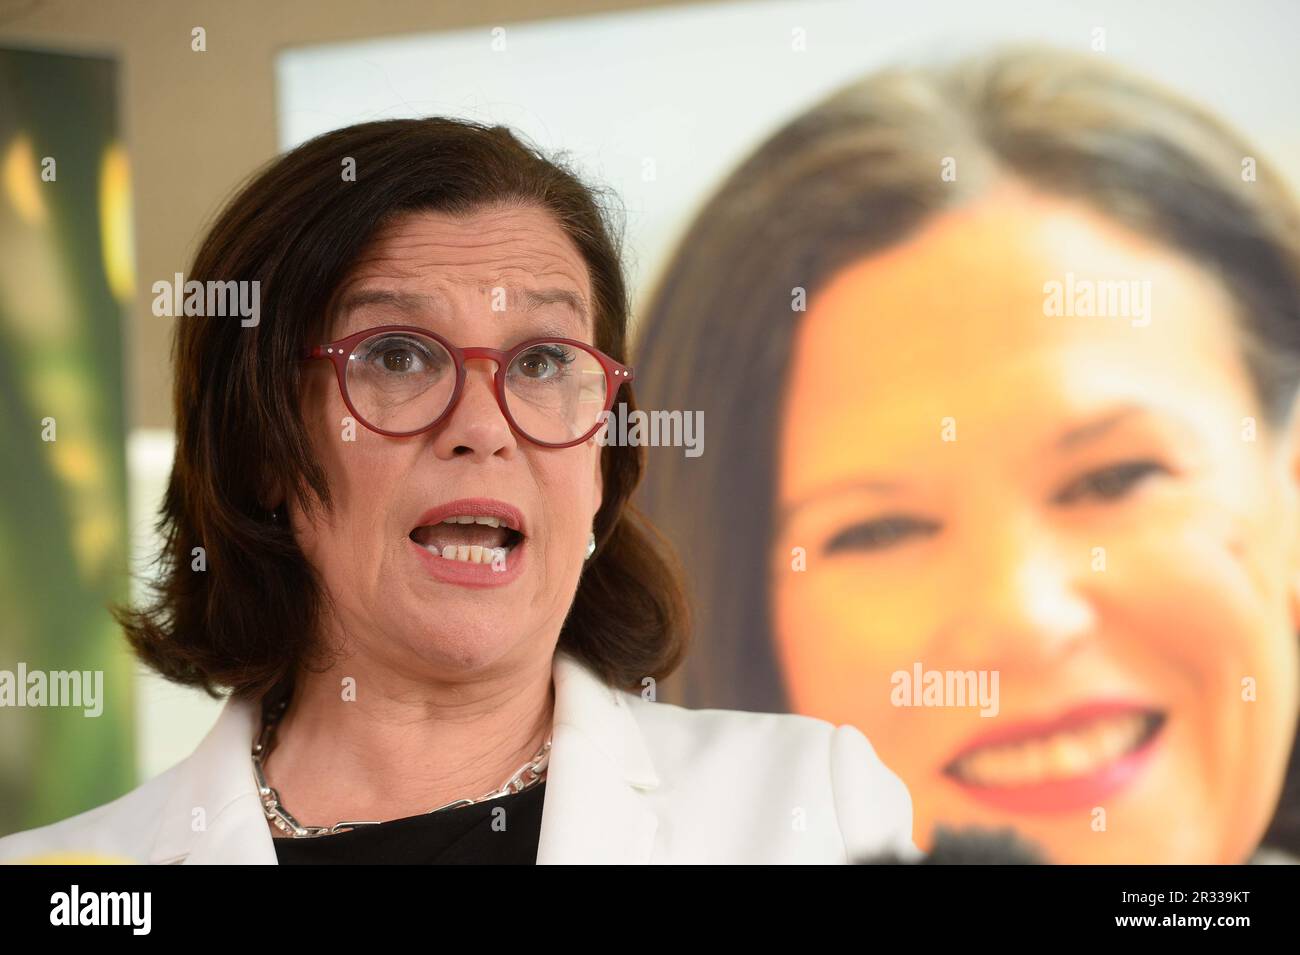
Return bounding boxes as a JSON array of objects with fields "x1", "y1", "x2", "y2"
[{"x1": 253, "y1": 694, "x2": 552, "y2": 838}]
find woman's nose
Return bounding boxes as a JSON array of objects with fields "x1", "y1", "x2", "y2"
[
  {"x1": 936, "y1": 517, "x2": 1096, "y2": 667},
  {"x1": 430, "y1": 359, "x2": 516, "y2": 458}
]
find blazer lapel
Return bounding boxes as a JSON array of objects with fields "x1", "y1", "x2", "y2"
[
  {"x1": 147, "y1": 649, "x2": 660, "y2": 864},
  {"x1": 149, "y1": 693, "x2": 278, "y2": 864},
  {"x1": 534, "y1": 650, "x2": 660, "y2": 864}
]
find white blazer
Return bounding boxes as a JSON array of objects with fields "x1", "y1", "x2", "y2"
[{"x1": 0, "y1": 649, "x2": 919, "y2": 864}]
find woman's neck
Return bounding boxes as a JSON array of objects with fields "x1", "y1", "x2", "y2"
[{"x1": 261, "y1": 650, "x2": 555, "y2": 834}]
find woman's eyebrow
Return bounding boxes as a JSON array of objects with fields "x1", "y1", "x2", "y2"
[
  {"x1": 1053, "y1": 404, "x2": 1146, "y2": 450},
  {"x1": 777, "y1": 476, "x2": 908, "y2": 535},
  {"x1": 516, "y1": 285, "x2": 589, "y2": 322},
  {"x1": 508, "y1": 285, "x2": 591, "y2": 339},
  {"x1": 335, "y1": 286, "x2": 589, "y2": 332},
  {"x1": 335, "y1": 288, "x2": 433, "y2": 322}
]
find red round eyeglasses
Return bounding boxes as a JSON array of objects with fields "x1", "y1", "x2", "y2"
[{"x1": 301, "y1": 325, "x2": 634, "y2": 449}]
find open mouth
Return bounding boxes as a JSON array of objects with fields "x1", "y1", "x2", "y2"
[
  {"x1": 943, "y1": 708, "x2": 1167, "y2": 789},
  {"x1": 409, "y1": 515, "x2": 526, "y2": 565}
]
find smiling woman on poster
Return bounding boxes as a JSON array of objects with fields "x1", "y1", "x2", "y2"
[{"x1": 634, "y1": 47, "x2": 1300, "y2": 865}]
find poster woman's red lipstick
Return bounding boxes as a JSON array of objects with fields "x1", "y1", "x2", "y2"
[{"x1": 942, "y1": 702, "x2": 1167, "y2": 813}]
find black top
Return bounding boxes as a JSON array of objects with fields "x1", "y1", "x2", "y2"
[{"x1": 271, "y1": 782, "x2": 546, "y2": 865}]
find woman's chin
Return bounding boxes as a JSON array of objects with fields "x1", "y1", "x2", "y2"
[{"x1": 389, "y1": 628, "x2": 530, "y2": 674}]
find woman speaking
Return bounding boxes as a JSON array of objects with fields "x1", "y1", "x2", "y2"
[{"x1": 0, "y1": 117, "x2": 916, "y2": 864}]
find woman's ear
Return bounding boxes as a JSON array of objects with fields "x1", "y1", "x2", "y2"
[{"x1": 258, "y1": 480, "x2": 286, "y2": 515}]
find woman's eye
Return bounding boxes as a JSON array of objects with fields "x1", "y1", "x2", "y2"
[
  {"x1": 823, "y1": 516, "x2": 939, "y2": 554},
  {"x1": 378, "y1": 347, "x2": 422, "y2": 373},
  {"x1": 361, "y1": 336, "x2": 438, "y2": 375},
  {"x1": 1053, "y1": 460, "x2": 1169, "y2": 505},
  {"x1": 514, "y1": 345, "x2": 575, "y2": 380}
]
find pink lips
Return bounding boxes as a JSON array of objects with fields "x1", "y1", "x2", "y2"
[
  {"x1": 942, "y1": 700, "x2": 1167, "y2": 813},
  {"x1": 408, "y1": 497, "x2": 527, "y2": 589},
  {"x1": 412, "y1": 498, "x2": 526, "y2": 535}
]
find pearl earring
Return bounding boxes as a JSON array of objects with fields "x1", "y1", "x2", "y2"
[{"x1": 585, "y1": 532, "x2": 596, "y2": 560}]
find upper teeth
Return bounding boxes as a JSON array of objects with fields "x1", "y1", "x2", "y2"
[
  {"x1": 949, "y1": 713, "x2": 1155, "y2": 787},
  {"x1": 443, "y1": 515, "x2": 508, "y2": 529}
]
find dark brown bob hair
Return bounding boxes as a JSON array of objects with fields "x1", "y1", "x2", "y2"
[{"x1": 116, "y1": 117, "x2": 690, "y2": 702}]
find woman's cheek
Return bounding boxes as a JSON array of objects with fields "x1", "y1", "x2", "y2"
[
  {"x1": 772, "y1": 558, "x2": 955, "y2": 855},
  {"x1": 1089, "y1": 493, "x2": 1296, "y2": 841},
  {"x1": 538, "y1": 454, "x2": 596, "y2": 596},
  {"x1": 772, "y1": 558, "x2": 937, "y2": 725},
  {"x1": 1094, "y1": 489, "x2": 1278, "y2": 687}
]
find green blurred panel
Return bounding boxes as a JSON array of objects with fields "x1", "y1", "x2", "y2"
[{"x1": 0, "y1": 47, "x2": 135, "y2": 834}]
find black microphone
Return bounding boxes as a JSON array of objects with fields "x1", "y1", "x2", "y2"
[{"x1": 855, "y1": 825, "x2": 1051, "y2": 864}]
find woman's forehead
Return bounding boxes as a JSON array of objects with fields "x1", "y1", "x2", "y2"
[
  {"x1": 790, "y1": 192, "x2": 1242, "y2": 401},
  {"x1": 329, "y1": 283, "x2": 590, "y2": 341},
  {"x1": 356, "y1": 205, "x2": 590, "y2": 281},
  {"x1": 327, "y1": 207, "x2": 593, "y2": 340},
  {"x1": 776, "y1": 192, "x2": 1256, "y2": 492}
]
